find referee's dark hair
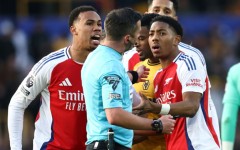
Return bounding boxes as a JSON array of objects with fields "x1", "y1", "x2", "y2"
[
  {"x1": 68, "y1": 6, "x2": 97, "y2": 28},
  {"x1": 150, "y1": 15, "x2": 183, "y2": 37},
  {"x1": 104, "y1": 7, "x2": 142, "y2": 41}
]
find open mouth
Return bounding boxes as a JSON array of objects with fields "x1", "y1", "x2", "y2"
[
  {"x1": 136, "y1": 48, "x2": 142, "y2": 54},
  {"x1": 91, "y1": 35, "x2": 101, "y2": 41},
  {"x1": 152, "y1": 45, "x2": 160, "y2": 50},
  {"x1": 91, "y1": 35, "x2": 101, "y2": 45}
]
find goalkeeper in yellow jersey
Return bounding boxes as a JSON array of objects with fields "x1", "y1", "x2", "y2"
[{"x1": 132, "y1": 13, "x2": 166, "y2": 150}]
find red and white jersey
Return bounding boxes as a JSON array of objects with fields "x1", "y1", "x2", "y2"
[
  {"x1": 154, "y1": 52, "x2": 220, "y2": 150},
  {"x1": 122, "y1": 42, "x2": 206, "y2": 72},
  {"x1": 178, "y1": 42, "x2": 206, "y2": 68},
  {"x1": 8, "y1": 47, "x2": 87, "y2": 150},
  {"x1": 122, "y1": 47, "x2": 140, "y2": 71}
]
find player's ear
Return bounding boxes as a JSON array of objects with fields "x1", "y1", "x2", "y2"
[
  {"x1": 70, "y1": 25, "x2": 77, "y2": 35},
  {"x1": 124, "y1": 35, "x2": 131, "y2": 44},
  {"x1": 173, "y1": 35, "x2": 181, "y2": 46}
]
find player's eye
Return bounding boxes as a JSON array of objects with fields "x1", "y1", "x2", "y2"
[
  {"x1": 86, "y1": 21, "x2": 93, "y2": 25},
  {"x1": 164, "y1": 9, "x2": 171, "y2": 15},
  {"x1": 149, "y1": 33, "x2": 154, "y2": 37},
  {"x1": 159, "y1": 32, "x2": 166, "y2": 36},
  {"x1": 153, "y1": 9, "x2": 160, "y2": 13}
]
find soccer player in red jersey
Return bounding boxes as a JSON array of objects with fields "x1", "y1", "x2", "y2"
[
  {"x1": 8, "y1": 6, "x2": 102, "y2": 150},
  {"x1": 134, "y1": 15, "x2": 221, "y2": 150},
  {"x1": 123, "y1": 0, "x2": 207, "y2": 73}
]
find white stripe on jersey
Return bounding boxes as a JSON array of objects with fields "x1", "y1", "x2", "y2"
[
  {"x1": 176, "y1": 53, "x2": 197, "y2": 71},
  {"x1": 178, "y1": 42, "x2": 206, "y2": 66},
  {"x1": 122, "y1": 47, "x2": 137, "y2": 71},
  {"x1": 33, "y1": 49, "x2": 66, "y2": 74}
]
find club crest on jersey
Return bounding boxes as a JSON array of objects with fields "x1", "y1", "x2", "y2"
[
  {"x1": 142, "y1": 80, "x2": 150, "y2": 90},
  {"x1": 104, "y1": 76, "x2": 121, "y2": 91},
  {"x1": 26, "y1": 75, "x2": 34, "y2": 88},
  {"x1": 164, "y1": 77, "x2": 173, "y2": 86}
]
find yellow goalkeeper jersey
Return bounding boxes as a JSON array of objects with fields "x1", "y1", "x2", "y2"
[{"x1": 133, "y1": 59, "x2": 166, "y2": 150}]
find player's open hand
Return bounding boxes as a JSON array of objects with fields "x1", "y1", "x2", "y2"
[
  {"x1": 133, "y1": 92, "x2": 154, "y2": 115},
  {"x1": 159, "y1": 115, "x2": 176, "y2": 134},
  {"x1": 136, "y1": 65, "x2": 149, "y2": 82}
]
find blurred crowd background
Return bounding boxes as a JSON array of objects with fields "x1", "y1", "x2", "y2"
[{"x1": 0, "y1": 0, "x2": 240, "y2": 149}]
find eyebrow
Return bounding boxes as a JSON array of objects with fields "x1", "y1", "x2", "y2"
[
  {"x1": 85, "y1": 19, "x2": 102, "y2": 23},
  {"x1": 149, "y1": 29, "x2": 166, "y2": 32}
]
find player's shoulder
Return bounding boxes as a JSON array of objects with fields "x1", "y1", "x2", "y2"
[
  {"x1": 178, "y1": 42, "x2": 203, "y2": 57},
  {"x1": 178, "y1": 42, "x2": 206, "y2": 66},
  {"x1": 32, "y1": 47, "x2": 69, "y2": 75},
  {"x1": 178, "y1": 42, "x2": 200, "y2": 51},
  {"x1": 123, "y1": 47, "x2": 137, "y2": 56},
  {"x1": 228, "y1": 63, "x2": 240, "y2": 76},
  {"x1": 230, "y1": 62, "x2": 240, "y2": 70},
  {"x1": 175, "y1": 52, "x2": 198, "y2": 71}
]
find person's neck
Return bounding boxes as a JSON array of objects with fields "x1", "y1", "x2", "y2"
[
  {"x1": 101, "y1": 38, "x2": 125, "y2": 54},
  {"x1": 69, "y1": 44, "x2": 91, "y2": 63},
  {"x1": 148, "y1": 57, "x2": 160, "y2": 64},
  {"x1": 160, "y1": 50, "x2": 180, "y2": 69}
]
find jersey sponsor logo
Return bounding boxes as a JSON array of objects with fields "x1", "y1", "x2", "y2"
[
  {"x1": 59, "y1": 78, "x2": 72, "y2": 86},
  {"x1": 156, "y1": 90, "x2": 176, "y2": 103},
  {"x1": 58, "y1": 90, "x2": 85, "y2": 111},
  {"x1": 142, "y1": 80, "x2": 150, "y2": 90},
  {"x1": 26, "y1": 75, "x2": 34, "y2": 88},
  {"x1": 58, "y1": 90, "x2": 84, "y2": 101},
  {"x1": 109, "y1": 93, "x2": 121, "y2": 99},
  {"x1": 65, "y1": 101, "x2": 86, "y2": 111},
  {"x1": 21, "y1": 86, "x2": 30, "y2": 96},
  {"x1": 186, "y1": 78, "x2": 203, "y2": 88},
  {"x1": 104, "y1": 76, "x2": 121, "y2": 91},
  {"x1": 164, "y1": 77, "x2": 173, "y2": 86}
]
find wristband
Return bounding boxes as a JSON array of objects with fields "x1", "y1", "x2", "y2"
[
  {"x1": 159, "y1": 104, "x2": 170, "y2": 115},
  {"x1": 128, "y1": 71, "x2": 138, "y2": 84}
]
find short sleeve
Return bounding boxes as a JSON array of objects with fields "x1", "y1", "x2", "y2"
[
  {"x1": 177, "y1": 56, "x2": 206, "y2": 94},
  {"x1": 99, "y1": 61, "x2": 126, "y2": 109}
]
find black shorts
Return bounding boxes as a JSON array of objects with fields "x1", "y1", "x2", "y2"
[{"x1": 86, "y1": 140, "x2": 131, "y2": 150}]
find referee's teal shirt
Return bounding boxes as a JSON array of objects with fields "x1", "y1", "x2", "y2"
[{"x1": 82, "y1": 45, "x2": 133, "y2": 148}]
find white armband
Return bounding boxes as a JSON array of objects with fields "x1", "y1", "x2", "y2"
[{"x1": 159, "y1": 104, "x2": 170, "y2": 115}]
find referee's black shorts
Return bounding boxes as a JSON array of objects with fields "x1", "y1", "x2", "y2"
[{"x1": 86, "y1": 140, "x2": 131, "y2": 150}]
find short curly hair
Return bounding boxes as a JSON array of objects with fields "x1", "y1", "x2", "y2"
[
  {"x1": 68, "y1": 5, "x2": 97, "y2": 28},
  {"x1": 151, "y1": 15, "x2": 183, "y2": 37}
]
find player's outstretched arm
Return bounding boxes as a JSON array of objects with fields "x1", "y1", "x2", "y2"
[{"x1": 221, "y1": 103, "x2": 238, "y2": 150}]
